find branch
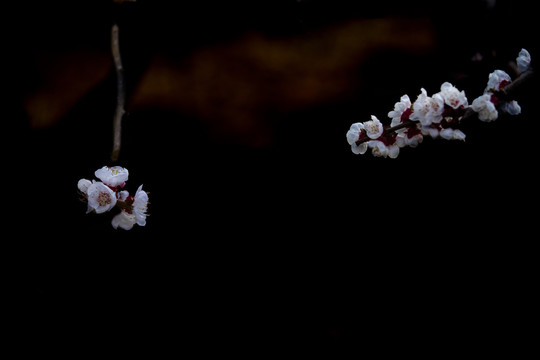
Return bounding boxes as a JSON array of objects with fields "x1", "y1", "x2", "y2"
[
  {"x1": 500, "y1": 68, "x2": 535, "y2": 100},
  {"x1": 111, "y1": 23, "x2": 125, "y2": 162},
  {"x1": 355, "y1": 68, "x2": 535, "y2": 146}
]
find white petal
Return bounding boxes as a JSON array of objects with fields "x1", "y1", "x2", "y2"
[
  {"x1": 453, "y1": 129, "x2": 466, "y2": 141},
  {"x1": 346, "y1": 123, "x2": 364, "y2": 145},
  {"x1": 388, "y1": 145, "x2": 400, "y2": 159},
  {"x1": 440, "y1": 128, "x2": 453, "y2": 140},
  {"x1": 351, "y1": 142, "x2": 368, "y2": 155},
  {"x1": 112, "y1": 211, "x2": 136, "y2": 230},
  {"x1": 77, "y1": 179, "x2": 92, "y2": 194},
  {"x1": 95, "y1": 166, "x2": 129, "y2": 187},
  {"x1": 501, "y1": 101, "x2": 521, "y2": 115},
  {"x1": 133, "y1": 185, "x2": 148, "y2": 226}
]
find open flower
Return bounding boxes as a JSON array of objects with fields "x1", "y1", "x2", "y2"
[
  {"x1": 87, "y1": 181, "x2": 117, "y2": 214},
  {"x1": 439, "y1": 82, "x2": 468, "y2": 109},
  {"x1": 364, "y1": 115, "x2": 384, "y2": 139},
  {"x1": 95, "y1": 166, "x2": 129, "y2": 187},
  {"x1": 410, "y1": 88, "x2": 444, "y2": 126}
]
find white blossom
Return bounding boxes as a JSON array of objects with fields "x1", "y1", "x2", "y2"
[
  {"x1": 87, "y1": 182, "x2": 117, "y2": 214},
  {"x1": 517, "y1": 48, "x2": 531, "y2": 73},
  {"x1": 346, "y1": 122, "x2": 369, "y2": 154},
  {"x1": 486, "y1": 70, "x2": 512, "y2": 93},
  {"x1": 388, "y1": 95, "x2": 411, "y2": 126},
  {"x1": 500, "y1": 100, "x2": 521, "y2": 115},
  {"x1": 112, "y1": 211, "x2": 137, "y2": 230},
  {"x1": 410, "y1": 88, "x2": 444, "y2": 126},
  {"x1": 396, "y1": 132, "x2": 423, "y2": 148},
  {"x1": 439, "y1": 82, "x2": 468, "y2": 109},
  {"x1": 421, "y1": 125, "x2": 440, "y2": 139},
  {"x1": 440, "y1": 128, "x2": 466, "y2": 141},
  {"x1": 133, "y1": 185, "x2": 149, "y2": 227},
  {"x1": 471, "y1": 94, "x2": 498, "y2": 122},
  {"x1": 110, "y1": 185, "x2": 148, "y2": 230},
  {"x1": 95, "y1": 166, "x2": 129, "y2": 187},
  {"x1": 364, "y1": 115, "x2": 384, "y2": 139},
  {"x1": 369, "y1": 141, "x2": 399, "y2": 159},
  {"x1": 351, "y1": 142, "x2": 368, "y2": 155},
  {"x1": 346, "y1": 122, "x2": 363, "y2": 145}
]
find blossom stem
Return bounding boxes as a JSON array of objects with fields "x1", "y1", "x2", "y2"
[
  {"x1": 111, "y1": 23, "x2": 125, "y2": 162},
  {"x1": 355, "y1": 68, "x2": 535, "y2": 146}
]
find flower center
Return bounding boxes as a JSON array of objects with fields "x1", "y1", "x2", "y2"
[{"x1": 97, "y1": 192, "x2": 112, "y2": 207}]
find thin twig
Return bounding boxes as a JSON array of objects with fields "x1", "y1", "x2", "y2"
[{"x1": 111, "y1": 23, "x2": 125, "y2": 162}]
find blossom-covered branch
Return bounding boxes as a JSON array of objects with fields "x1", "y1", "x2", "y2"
[{"x1": 347, "y1": 49, "x2": 533, "y2": 158}]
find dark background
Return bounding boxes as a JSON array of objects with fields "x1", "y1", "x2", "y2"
[{"x1": 6, "y1": 0, "x2": 538, "y2": 356}]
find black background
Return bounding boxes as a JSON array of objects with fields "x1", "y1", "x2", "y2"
[{"x1": 6, "y1": 0, "x2": 539, "y2": 356}]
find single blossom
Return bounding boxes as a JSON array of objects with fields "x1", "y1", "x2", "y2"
[
  {"x1": 346, "y1": 122, "x2": 369, "y2": 154},
  {"x1": 409, "y1": 88, "x2": 444, "y2": 126},
  {"x1": 364, "y1": 115, "x2": 384, "y2": 139},
  {"x1": 87, "y1": 181, "x2": 117, "y2": 214},
  {"x1": 95, "y1": 166, "x2": 129, "y2": 187},
  {"x1": 471, "y1": 94, "x2": 498, "y2": 122},
  {"x1": 516, "y1": 48, "x2": 531, "y2": 73},
  {"x1": 439, "y1": 82, "x2": 468, "y2": 109},
  {"x1": 500, "y1": 100, "x2": 521, "y2": 115},
  {"x1": 485, "y1": 70, "x2": 512, "y2": 93},
  {"x1": 388, "y1": 95, "x2": 412, "y2": 126},
  {"x1": 112, "y1": 211, "x2": 137, "y2": 230}
]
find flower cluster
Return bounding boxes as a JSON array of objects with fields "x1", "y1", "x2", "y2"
[
  {"x1": 78, "y1": 166, "x2": 149, "y2": 230},
  {"x1": 347, "y1": 49, "x2": 531, "y2": 158}
]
